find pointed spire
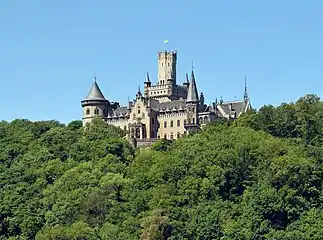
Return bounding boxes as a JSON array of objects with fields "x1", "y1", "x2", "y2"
[
  {"x1": 244, "y1": 76, "x2": 249, "y2": 102},
  {"x1": 185, "y1": 73, "x2": 189, "y2": 83},
  {"x1": 187, "y1": 70, "x2": 199, "y2": 103},
  {"x1": 84, "y1": 79, "x2": 106, "y2": 100},
  {"x1": 137, "y1": 85, "x2": 141, "y2": 94},
  {"x1": 146, "y1": 72, "x2": 150, "y2": 82}
]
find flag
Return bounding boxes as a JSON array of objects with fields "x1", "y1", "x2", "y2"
[{"x1": 163, "y1": 40, "x2": 169, "y2": 44}]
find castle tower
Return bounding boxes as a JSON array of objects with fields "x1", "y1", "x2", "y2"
[
  {"x1": 185, "y1": 70, "x2": 200, "y2": 133},
  {"x1": 81, "y1": 78, "x2": 110, "y2": 126},
  {"x1": 158, "y1": 50, "x2": 177, "y2": 85}
]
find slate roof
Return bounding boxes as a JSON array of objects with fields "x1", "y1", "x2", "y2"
[
  {"x1": 217, "y1": 100, "x2": 248, "y2": 117},
  {"x1": 114, "y1": 106, "x2": 128, "y2": 115},
  {"x1": 187, "y1": 71, "x2": 199, "y2": 102},
  {"x1": 150, "y1": 99, "x2": 186, "y2": 111},
  {"x1": 84, "y1": 81, "x2": 106, "y2": 100}
]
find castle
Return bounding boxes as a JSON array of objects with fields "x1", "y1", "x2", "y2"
[{"x1": 81, "y1": 50, "x2": 251, "y2": 146}]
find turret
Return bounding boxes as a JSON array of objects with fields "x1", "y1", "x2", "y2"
[
  {"x1": 144, "y1": 72, "x2": 151, "y2": 97},
  {"x1": 183, "y1": 73, "x2": 189, "y2": 88},
  {"x1": 185, "y1": 71, "x2": 200, "y2": 133},
  {"x1": 136, "y1": 85, "x2": 143, "y2": 100},
  {"x1": 81, "y1": 78, "x2": 110, "y2": 126}
]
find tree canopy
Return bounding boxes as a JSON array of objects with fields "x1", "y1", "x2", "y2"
[{"x1": 1, "y1": 94, "x2": 323, "y2": 239}]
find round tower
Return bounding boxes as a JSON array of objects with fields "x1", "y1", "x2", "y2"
[{"x1": 81, "y1": 78, "x2": 110, "y2": 127}]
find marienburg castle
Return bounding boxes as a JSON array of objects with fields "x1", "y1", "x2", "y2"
[{"x1": 81, "y1": 50, "x2": 252, "y2": 147}]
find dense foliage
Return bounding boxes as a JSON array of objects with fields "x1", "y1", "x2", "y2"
[{"x1": 1, "y1": 94, "x2": 323, "y2": 239}]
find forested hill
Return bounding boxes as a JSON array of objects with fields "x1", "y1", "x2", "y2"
[{"x1": 1, "y1": 94, "x2": 323, "y2": 240}]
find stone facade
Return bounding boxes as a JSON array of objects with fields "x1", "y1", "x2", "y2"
[{"x1": 81, "y1": 50, "x2": 252, "y2": 145}]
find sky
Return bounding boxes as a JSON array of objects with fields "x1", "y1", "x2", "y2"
[{"x1": 1, "y1": 0, "x2": 323, "y2": 124}]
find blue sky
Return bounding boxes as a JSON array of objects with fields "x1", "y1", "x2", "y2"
[{"x1": 1, "y1": 0, "x2": 322, "y2": 123}]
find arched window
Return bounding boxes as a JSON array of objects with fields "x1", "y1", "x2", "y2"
[
  {"x1": 130, "y1": 128, "x2": 135, "y2": 138},
  {"x1": 204, "y1": 116, "x2": 208, "y2": 123},
  {"x1": 86, "y1": 108, "x2": 90, "y2": 115},
  {"x1": 170, "y1": 120, "x2": 174, "y2": 127},
  {"x1": 136, "y1": 128, "x2": 140, "y2": 139},
  {"x1": 164, "y1": 121, "x2": 167, "y2": 128},
  {"x1": 94, "y1": 108, "x2": 99, "y2": 115},
  {"x1": 164, "y1": 134, "x2": 167, "y2": 139},
  {"x1": 137, "y1": 105, "x2": 140, "y2": 114},
  {"x1": 199, "y1": 117, "x2": 203, "y2": 123}
]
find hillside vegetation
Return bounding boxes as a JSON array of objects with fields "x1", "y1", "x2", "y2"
[{"x1": 1, "y1": 94, "x2": 323, "y2": 240}]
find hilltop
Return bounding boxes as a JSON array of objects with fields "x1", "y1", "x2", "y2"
[{"x1": 0, "y1": 94, "x2": 323, "y2": 239}]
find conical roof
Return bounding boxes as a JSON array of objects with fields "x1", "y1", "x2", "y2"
[
  {"x1": 84, "y1": 80, "x2": 106, "y2": 101},
  {"x1": 186, "y1": 71, "x2": 199, "y2": 102}
]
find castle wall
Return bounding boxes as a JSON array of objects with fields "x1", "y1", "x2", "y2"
[
  {"x1": 106, "y1": 118, "x2": 128, "y2": 132},
  {"x1": 157, "y1": 111, "x2": 187, "y2": 140}
]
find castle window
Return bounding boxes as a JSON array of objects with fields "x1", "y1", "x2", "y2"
[
  {"x1": 204, "y1": 116, "x2": 208, "y2": 123},
  {"x1": 170, "y1": 132, "x2": 173, "y2": 140},
  {"x1": 164, "y1": 134, "x2": 167, "y2": 139},
  {"x1": 142, "y1": 113, "x2": 145, "y2": 118},
  {"x1": 177, "y1": 119, "x2": 180, "y2": 127},
  {"x1": 177, "y1": 132, "x2": 180, "y2": 139},
  {"x1": 130, "y1": 128, "x2": 135, "y2": 138},
  {"x1": 94, "y1": 108, "x2": 99, "y2": 115},
  {"x1": 192, "y1": 118, "x2": 195, "y2": 124},
  {"x1": 86, "y1": 108, "x2": 90, "y2": 115},
  {"x1": 170, "y1": 120, "x2": 173, "y2": 127},
  {"x1": 138, "y1": 109, "x2": 140, "y2": 114},
  {"x1": 164, "y1": 121, "x2": 167, "y2": 128}
]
